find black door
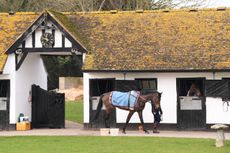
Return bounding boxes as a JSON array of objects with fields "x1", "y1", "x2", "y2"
[
  {"x1": 0, "y1": 80, "x2": 10, "y2": 130},
  {"x1": 32, "y1": 85, "x2": 65, "y2": 128},
  {"x1": 90, "y1": 79, "x2": 115, "y2": 128},
  {"x1": 177, "y1": 78, "x2": 206, "y2": 130}
]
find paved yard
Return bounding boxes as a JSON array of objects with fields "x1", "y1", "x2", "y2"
[{"x1": 0, "y1": 121, "x2": 229, "y2": 140}]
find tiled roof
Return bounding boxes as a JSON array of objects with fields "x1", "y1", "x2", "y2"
[
  {"x1": 0, "y1": 10, "x2": 87, "y2": 72},
  {"x1": 0, "y1": 12, "x2": 39, "y2": 71},
  {"x1": 67, "y1": 9, "x2": 230, "y2": 71},
  {"x1": 48, "y1": 10, "x2": 88, "y2": 51},
  {"x1": 0, "y1": 9, "x2": 230, "y2": 72}
]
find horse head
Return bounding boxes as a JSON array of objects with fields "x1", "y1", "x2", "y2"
[
  {"x1": 141, "y1": 89, "x2": 162, "y2": 108},
  {"x1": 151, "y1": 91, "x2": 162, "y2": 108}
]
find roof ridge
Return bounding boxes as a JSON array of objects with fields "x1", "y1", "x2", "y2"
[
  {"x1": 15, "y1": 12, "x2": 40, "y2": 15},
  {"x1": 0, "y1": 7, "x2": 229, "y2": 16},
  {"x1": 0, "y1": 12, "x2": 39, "y2": 15},
  {"x1": 62, "y1": 7, "x2": 230, "y2": 15}
]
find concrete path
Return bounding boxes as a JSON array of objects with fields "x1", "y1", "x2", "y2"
[{"x1": 0, "y1": 121, "x2": 230, "y2": 140}]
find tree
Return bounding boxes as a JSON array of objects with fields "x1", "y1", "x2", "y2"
[
  {"x1": 64, "y1": 0, "x2": 208, "y2": 11},
  {"x1": 42, "y1": 55, "x2": 83, "y2": 90},
  {"x1": 0, "y1": 0, "x2": 208, "y2": 12}
]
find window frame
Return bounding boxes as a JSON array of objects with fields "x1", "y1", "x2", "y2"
[{"x1": 135, "y1": 78, "x2": 157, "y2": 90}]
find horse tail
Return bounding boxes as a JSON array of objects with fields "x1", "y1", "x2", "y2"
[{"x1": 92, "y1": 94, "x2": 104, "y2": 122}]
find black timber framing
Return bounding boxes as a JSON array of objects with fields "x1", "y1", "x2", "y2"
[
  {"x1": 5, "y1": 10, "x2": 87, "y2": 71},
  {"x1": 32, "y1": 32, "x2": 35, "y2": 48},
  {"x1": 62, "y1": 34, "x2": 65, "y2": 48},
  {"x1": 15, "y1": 52, "x2": 28, "y2": 71},
  {"x1": 21, "y1": 48, "x2": 79, "y2": 53},
  {"x1": 52, "y1": 29, "x2": 55, "y2": 47},
  {"x1": 6, "y1": 13, "x2": 46, "y2": 54},
  {"x1": 22, "y1": 41, "x2": 25, "y2": 48},
  {"x1": 46, "y1": 14, "x2": 86, "y2": 53},
  {"x1": 6, "y1": 11, "x2": 87, "y2": 54}
]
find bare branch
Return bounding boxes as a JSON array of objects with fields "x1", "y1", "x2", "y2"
[{"x1": 98, "y1": 0, "x2": 106, "y2": 11}]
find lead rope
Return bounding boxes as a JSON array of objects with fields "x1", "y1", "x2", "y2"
[{"x1": 223, "y1": 101, "x2": 229, "y2": 112}]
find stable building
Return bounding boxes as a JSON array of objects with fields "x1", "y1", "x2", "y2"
[
  {"x1": 0, "y1": 10, "x2": 85, "y2": 130},
  {"x1": 0, "y1": 8, "x2": 230, "y2": 130},
  {"x1": 81, "y1": 8, "x2": 230, "y2": 129}
]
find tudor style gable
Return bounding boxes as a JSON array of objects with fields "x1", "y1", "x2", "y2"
[{"x1": 5, "y1": 10, "x2": 87, "y2": 70}]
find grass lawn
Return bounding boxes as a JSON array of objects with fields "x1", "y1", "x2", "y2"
[
  {"x1": 0, "y1": 136, "x2": 229, "y2": 153},
  {"x1": 65, "y1": 100, "x2": 83, "y2": 123}
]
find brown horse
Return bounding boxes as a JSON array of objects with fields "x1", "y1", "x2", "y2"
[{"x1": 93, "y1": 90, "x2": 162, "y2": 134}]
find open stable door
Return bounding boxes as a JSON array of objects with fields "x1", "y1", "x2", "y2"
[
  {"x1": 177, "y1": 78, "x2": 206, "y2": 130},
  {"x1": 89, "y1": 79, "x2": 115, "y2": 128},
  {"x1": 0, "y1": 80, "x2": 10, "y2": 130}
]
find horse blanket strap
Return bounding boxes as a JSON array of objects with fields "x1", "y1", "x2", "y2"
[
  {"x1": 110, "y1": 91, "x2": 139, "y2": 110},
  {"x1": 128, "y1": 92, "x2": 131, "y2": 108}
]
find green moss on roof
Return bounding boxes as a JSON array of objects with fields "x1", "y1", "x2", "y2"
[
  {"x1": 65, "y1": 9, "x2": 230, "y2": 71},
  {"x1": 0, "y1": 9, "x2": 230, "y2": 72},
  {"x1": 48, "y1": 10, "x2": 89, "y2": 51},
  {"x1": 0, "y1": 13, "x2": 39, "y2": 71}
]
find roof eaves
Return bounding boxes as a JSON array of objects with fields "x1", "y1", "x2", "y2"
[{"x1": 82, "y1": 69, "x2": 230, "y2": 73}]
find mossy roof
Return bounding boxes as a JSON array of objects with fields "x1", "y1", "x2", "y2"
[
  {"x1": 0, "y1": 10, "x2": 86, "y2": 72},
  {"x1": 0, "y1": 12, "x2": 39, "y2": 71},
  {"x1": 0, "y1": 9, "x2": 230, "y2": 72},
  {"x1": 67, "y1": 9, "x2": 230, "y2": 71},
  {"x1": 47, "y1": 10, "x2": 87, "y2": 51}
]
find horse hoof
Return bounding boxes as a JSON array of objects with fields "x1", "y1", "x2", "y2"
[
  {"x1": 122, "y1": 130, "x2": 126, "y2": 134},
  {"x1": 145, "y1": 130, "x2": 149, "y2": 134}
]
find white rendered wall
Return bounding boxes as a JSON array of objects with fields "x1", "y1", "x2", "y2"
[
  {"x1": 3, "y1": 54, "x2": 47, "y2": 124},
  {"x1": 14, "y1": 53, "x2": 47, "y2": 123},
  {"x1": 83, "y1": 73, "x2": 90, "y2": 123},
  {"x1": 0, "y1": 20, "x2": 77, "y2": 124},
  {"x1": 54, "y1": 29, "x2": 62, "y2": 48},
  {"x1": 84, "y1": 72, "x2": 230, "y2": 125}
]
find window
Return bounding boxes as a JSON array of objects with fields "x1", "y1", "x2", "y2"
[
  {"x1": 206, "y1": 79, "x2": 230, "y2": 98},
  {"x1": 177, "y1": 78, "x2": 204, "y2": 97},
  {"x1": 136, "y1": 79, "x2": 157, "y2": 90},
  {"x1": 90, "y1": 79, "x2": 114, "y2": 96}
]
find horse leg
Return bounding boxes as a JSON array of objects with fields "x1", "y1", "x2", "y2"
[
  {"x1": 138, "y1": 111, "x2": 149, "y2": 134},
  {"x1": 104, "y1": 108, "x2": 112, "y2": 128},
  {"x1": 122, "y1": 111, "x2": 134, "y2": 134}
]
